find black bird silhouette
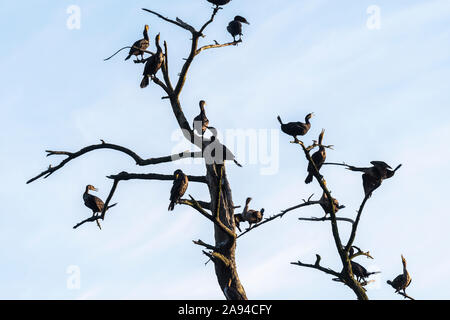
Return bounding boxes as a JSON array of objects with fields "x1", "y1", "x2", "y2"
[
  {"x1": 319, "y1": 192, "x2": 345, "y2": 215},
  {"x1": 351, "y1": 261, "x2": 380, "y2": 283},
  {"x1": 345, "y1": 161, "x2": 401, "y2": 197},
  {"x1": 277, "y1": 113, "x2": 313, "y2": 141},
  {"x1": 125, "y1": 25, "x2": 150, "y2": 62},
  {"x1": 387, "y1": 255, "x2": 412, "y2": 294},
  {"x1": 83, "y1": 185, "x2": 117, "y2": 217},
  {"x1": 193, "y1": 100, "x2": 209, "y2": 135},
  {"x1": 140, "y1": 33, "x2": 164, "y2": 88},
  {"x1": 234, "y1": 198, "x2": 264, "y2": 232},
  {"x1": 168, "y1": 170, "x2": 189, "y2": 211},
  {"x1": 204, "y1": 128, "x2": 242, "y2": 167},
  {"x1": 207, "y1": 0, "x2": 232, "y2": 7},
  {"x1": 227, "y1": 16, "x2": 250, "y2": 41},
  {"x1": 305, "y1": 129, "x2": 326, "y2": 184}
]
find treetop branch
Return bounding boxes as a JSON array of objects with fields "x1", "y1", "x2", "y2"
[
  {"x1": 237, "y1": 197, "x2": 320, "y2": 239},
  {"x1": 291, "y1": 254, "x2": 342, "y2": 279},
  {"x1": 27, "y1": 142, "x2": 203, "y2": 184}
]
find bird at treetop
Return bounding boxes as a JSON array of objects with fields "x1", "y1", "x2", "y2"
[
  {"x1": 193, "y1": 100, "x2": 210, "y2": 135},
  {"x1": 168, "y1": 169, "x2": 189, "y2": 211},
  {"x1": 203, "y1": 128, "x2": 242, "y2": 167},
  {"x1": 83, "y1": 185, "x2": 117, "y2": 217},
  {"x1": 227, "y1": 16, "x2": 250, "y2": 42},
  {"x1": 140, "y1": 33, "x2": 164, "y2": 89},
  {"x1": 387, "y1": 255, "x2": 412, "y2": 295},
  {"x1": 207, "y1": 0, "x2": 232, "y2": 8},
  {"x1": 319, "y1": 191, "x2": 345, "y2": 215},
  {"x1": 125, "y1": 25, "x2": 150, "y2": 62},
  {"x1": 277, "y1": 113, "x2": 313, "y2": 141},
  {"x1": 234, "y1": 197, "x2": 264, "y2": 232},
  {"x1": 305, "y1": 129, "x2": 327, "y2": 184},
  {"x1": 351, "y1": 261, "x2": 380, "y2": 283},
  {"x1": 362, "y1": 161, "x2": 402, "y2": 197}
]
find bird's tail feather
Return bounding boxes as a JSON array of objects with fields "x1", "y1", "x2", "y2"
[
  {"x1": 305, "y1": 173, "x2": 313, "y2": 184},
  {"x1": 140, "y1": 76, "x2": 149, "y2": 88},
  {"x1": 277, "y1": 116, "x2": 283, "y2": 125},
  {"x1": 168, "y1": 201, "x2": 175, "y2": 211},
  {"x1": 125, "y1": 54, "x2": 132, "y2": 61},
  {"x1": 107, "y1": 203, "x2": 118, "y2": 210}
]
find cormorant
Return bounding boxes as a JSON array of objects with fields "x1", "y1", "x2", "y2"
[
  {"x1": 387, "y1": 255, "x2": 412, "y2": 294},
  {"x1": 277, "y1": 113, "x2": 313, "y2": 141},
  {"x1": 361, "y1": 161, "x2": 402, "y2": 197},
  {"x1": 140, "y1": 33, "x2": 164, "y2": 89},
  {"x1": 125, "y1": 25, "x2": 150, "y2": 62},
  {"x1": 204, "y1": 128, "x2": 242, "y2": 167},
  {"x1": 319, "y1": 191, "x2": 345, "y2": 215},
  {"x1": 83, "y1": 185, "x2": 117, "y2": 217},
  {"x1": 235, "y1": 197, "x2": 264, "y2": 232},
  {"x1": 193, "y1": 100, "x2": 209, "y2": 135},
  {"x1": 207, "y1": 0, "x2": 232, "y2": 7},
  {"x1": 305, "y1": 129, "x2": 326, "y2": 184},
  {"x1": 227, "y1": 16, "x2": 250, "y2": 42},
  {"x1": 168, "y1": 169, "x2": 189, "y2": 211},
  {"x1": 351, "y1": 261, "x2": 380, "y2": 283}
]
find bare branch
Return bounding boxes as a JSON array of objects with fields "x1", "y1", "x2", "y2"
[
  {"x1": 179, "y1": 199, "x2": 211, "y2": 211},
  {"x1": 291, "y1": 254, "x2": 342, "y2": 279},
  {"x1": 103, "y1": 45, "x2": 155, "y2": 61},
  {"x1": 396, "y1": 292, "x2": 415, "y2": 300},
  {"x1": 196, "y1": 40, "x2": 242, "y2": 55},
  {"x1": 349, "y1": 246, "x2": 374, "y2": 260},
  {"x1": 295, "y1": 140, "x2": 346, "y2": 258},
  {"x1": 193, "y1": 239, "x2": 218, "y2": 251},
  {"x1": 345, "y1": 194, "x2": 371, "y2": 252},
  {"x1": 298, "y1": 216, "x2": 355, "y2": 224},
  {"x1": 199, "y1": 7, "x2": 220, "y2": 35},
  {"x1": 142, "y1": 8, "x2": 196, "y2": 33},
  {"x1": 188, "y1": 195, "x2": 236, "y2": 239},
  {"x1": 27, "y1": 143, "x2": 203, "y2": 184},
  {"x1": 107, "y1": 172, "x2": 208, "y2": 184},
  {"x1": 237, "y1": 198, "x2": 320, "y2": 239}
]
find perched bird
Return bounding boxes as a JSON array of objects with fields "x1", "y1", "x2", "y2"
[
  {"x1": 305, "y1": 129, "x2": 327, "y2": 184},
  {"x1": 207, "y1": 0, "x2": 232, "y2": 7},
  {"x1": 83, "y1": 185, "x2": 117, "y2": 217},
  {"x1": 125, "y1": 25, "x2": 150, "y2": 62},
  {"x1": 387, "y1": 255, "x2": 412, "y2": 294},
  {"x1": 204, "y1": 128, "x2": 242, "y2": 167},
  {"x1": 193, "y1": 100, "x2": 209, "y2": 135},
  {"x1": 227, "y1": 16, "x2": 250, "y2": 42},
  {"x1": 168, "y1": 169, "x2": 189, "y2": 211},
  {"x1": 361, "y1": 162, "x2": 402, "y2": 197},
  {"x1": 351, "y1": 261, "x2": 380, "y2": 283},
  {"x1": 140, "y1": 33, "x2": 164, "y2": 89},
  {"x1": 319, "y1": 192, "x2": 345, "y2": 215},
  {"x1": 277, "y1": 113, "x2": 313, "y2": 141},
  {"x1": 235, "y1": 198, "x2": 264, "y2": 232}
]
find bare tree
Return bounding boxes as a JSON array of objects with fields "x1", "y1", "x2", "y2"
[
  {"x1": 27, "y1": 3, "x2": 411, "y2": 301},
  {"x1": 28, "y1": 5, "x2": 250, "y2": 300},
  {"x1": 239, "y1": 131, "x2": 409, "y2": 300}
]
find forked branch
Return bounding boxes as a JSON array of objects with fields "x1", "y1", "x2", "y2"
[{"x1": 27, "y1": 142, "x2": 203, "y2": 184}]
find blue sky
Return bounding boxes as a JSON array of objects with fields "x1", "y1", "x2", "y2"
[{"x1": 1, "y1": 0, "x2": 450, "y2": 299}]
